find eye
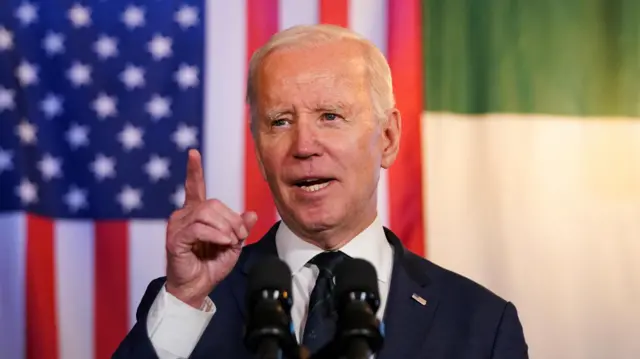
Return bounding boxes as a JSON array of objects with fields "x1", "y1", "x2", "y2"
[
  {"x1": 271, "y1": 119, "x2": 289, "y2": 127},
  {"x1": 322, "y1": 113, "x2": 339, "y2": 121}
]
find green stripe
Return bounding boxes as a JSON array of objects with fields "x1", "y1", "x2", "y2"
[{"x1": 423, "y1": 0, "x2": 639, "y2": 117}]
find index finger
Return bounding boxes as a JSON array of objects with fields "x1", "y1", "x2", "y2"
[{"x1": 184, "y1": 149, "x2": 206, "y2": 205}]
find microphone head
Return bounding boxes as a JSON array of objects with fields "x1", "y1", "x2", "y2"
[
  {"x1": 247, "y1": 255, "x2": 293, "y2": 296},
  {"x1": 244, "y1": 256, "x2": 296, "y2": 355},
  {"x1": 334, "y1": 258, "x2": 380, "y2": 312}
]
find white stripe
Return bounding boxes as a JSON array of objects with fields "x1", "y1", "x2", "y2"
[
  {"x1": 425, "y1": 112, "x2": 640, "y2": 359},
  {"x1": 348, "y1": 0, "x2": 391, "y2": 227},
  {"x1": 204, "y1": 0, "x2": 247, "y2": 213},
  {"x1": 55, "y1": 220, "x2": 94, "y2": 359},
  {"x1": 349, "y1": 0, "x2": 388, "y2": 54},
  {"x1": 0, "y1": 213, "x2": 26, "y2": 359},
  {"x1": 279, "y1": 0, "x2": 318, "y2": 29},
  {"x1": 128, "y1": 220, "x2": 168, "y2": 328}
]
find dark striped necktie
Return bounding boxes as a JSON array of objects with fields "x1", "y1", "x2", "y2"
[{"x1": 301, "y1": 251, "x2": 350, "y2": 354}]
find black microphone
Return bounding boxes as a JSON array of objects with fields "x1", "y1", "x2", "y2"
[
  {"x1": 244, "y1": 256, "x2": 299, "y2": 359},
  {"x1": 331, "y1": 258, "x2": 384, "y2": 359}
]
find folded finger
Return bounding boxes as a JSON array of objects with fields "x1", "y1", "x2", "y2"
[
  {"x1": 192, "y1": 200, "x2": 248, "y2": 241},
  {"x1": 185, "y1": 222, "x2": 234, "y2": 246}
]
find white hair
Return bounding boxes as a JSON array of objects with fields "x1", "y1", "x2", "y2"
[{"x1": 245, "y1": 24, "x2": 395, "y2": 133}]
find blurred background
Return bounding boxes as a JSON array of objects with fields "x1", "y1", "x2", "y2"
[{"x1": 0, "y1": 0, "x2": 638, "y2": 358}]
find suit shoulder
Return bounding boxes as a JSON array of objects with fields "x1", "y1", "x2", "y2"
[{"x1": 406, "y1": 251, "x2": 510, "y2": 308}]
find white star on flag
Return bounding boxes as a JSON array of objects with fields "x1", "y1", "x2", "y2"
[
  {"x1": 0, "y1": 148, "x2": 14, "y2": 174},
  {"x1": 16, "y1": 120, "x2": 37, "y2": 145},
  {"x1": 174, "y1": 64, "x2": 199, "y2": 89},
  {"x1": 117, "y1": 185, "x2": 142, "y2": 212},
  {"x1": 120, "y1": 64, "x2": 145, "y2": 90},
  {"x1": 147, "y1": 34, "x2": 172, "y2": 60},
  {"x1": 67, "y1": 62, "x2": 92, "y2": 87},
  {"x1": 171, "y1": 123, "x2": 198, "y2": 150},
  {"x1": 0, "y1": 86, "x2": 15, "y2": 112},
  {"x1": 90, "y1": 154, "x2": 116, "y2": 181},
  {"x1": 42, "y1": 32, "x2": 65, "y2": 56},
  {"x1": 94, "y1": 35, "x2": 118, "y2": 59},
  {"x1": 144, "y1": 154, "x2": 170, "y2": 182},
  {"x1": 0, "y1": 27, "x2": 14, "y2": 51},
  {"x1": 37, "y1": 153, "x2": 63, "y2": 181},
  {"x1": 92, "y1": 93, "x2": 117, "y2": 119},
  {"x1": 64, "y1": 185, "x2": 88, "y2": 213},
  {"x1": 16, "y1": 178, "x2": 38, "y2": 205},
  {"x1": 68, "y1": 3, "x2": 91, "y2": 28},
  {"x1": 15, "y1": 60, "x2": 38, "y2": 87},
  {"x1": 66, "y1": 123, "x2": 89, "y2": 149},
  {"x1": 171, "y1": 186, "x2": 185, "y2": 208},
  {"x1": 40, "y1": 93, "x2": 64, "y2": 119},
  {"x1": 174, "y1": 5, "x2": 199, "y2": 29},
  {"x1": 15, "y1": 2, "x2": 38, "y2": 26},
  {"x1": 118, "y1": 123, "x2": 144, "y2": 151},
  {"x1": 121, "y1": 5, "x2": 145, "y2": 29},
  {"x1": 146, "y1": 94, "x2": 171, "y2": 120}
]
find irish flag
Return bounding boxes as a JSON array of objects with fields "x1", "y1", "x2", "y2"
[
  {"x1": 423, "y1": 1, "x2": 640, "y2": 358},
  {"x1": 1, "y1": 1, "x2": 637, "y2": 359}
]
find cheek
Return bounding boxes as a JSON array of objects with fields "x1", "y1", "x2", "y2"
[{"x1": 256, "y1": 141, "x2": 285, "y2": 176}]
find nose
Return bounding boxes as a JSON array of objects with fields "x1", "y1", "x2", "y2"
[{"x1": 291, "y1": 119, "x2": 321, "y2": 160}]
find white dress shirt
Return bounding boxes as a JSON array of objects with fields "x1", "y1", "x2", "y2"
[{"x1": 146, "y1": 215, "x2": 393, "y2": 358}]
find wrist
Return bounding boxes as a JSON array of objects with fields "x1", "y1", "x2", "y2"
[{"x1": 165, "y1": 283, "x2": 207, "y2": 309}]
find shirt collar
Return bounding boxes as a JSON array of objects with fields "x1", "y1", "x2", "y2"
[{"x1": 275, "y1": 215, "x2": 393, "y2": 283}]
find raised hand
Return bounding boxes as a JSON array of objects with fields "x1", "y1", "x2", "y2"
[{"x1": 165, "y1": 149, "x2": 258, "y2": 308}]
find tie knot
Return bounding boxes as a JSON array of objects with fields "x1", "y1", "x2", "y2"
[{"x1": 309, "y1": 251, "x2": 349, "y2": 276}]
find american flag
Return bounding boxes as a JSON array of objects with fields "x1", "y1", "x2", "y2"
[{"x1": 0, "y1": 1, "x2": 424, "y2": 359}]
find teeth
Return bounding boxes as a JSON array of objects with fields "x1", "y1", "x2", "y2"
[{"x1": 301, "y1": 181, "x2": 330, "y2": 192}]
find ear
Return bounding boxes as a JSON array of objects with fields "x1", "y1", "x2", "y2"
[{"x1": 381, "y1": 108, "x2": 401, "y2": 169}]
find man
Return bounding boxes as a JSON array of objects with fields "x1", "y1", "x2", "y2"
[{"x1": 113, "y1": 24, "x2": 528, "y2": 359}]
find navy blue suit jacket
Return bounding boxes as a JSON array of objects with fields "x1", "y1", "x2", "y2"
[{"x1": 113, "y1": 223, "x2": 528, "y2": 358}]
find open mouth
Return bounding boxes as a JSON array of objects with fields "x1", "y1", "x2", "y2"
[{"x1": 293, "y1": 178, "x2": 335, "y2": 193}]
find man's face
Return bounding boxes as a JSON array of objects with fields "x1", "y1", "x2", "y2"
[{"x1": 253, "y1": 40, "x2": 400, "y2": 240}]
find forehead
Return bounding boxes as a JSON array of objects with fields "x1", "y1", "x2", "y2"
[{"x1": 256, "y1": 40, "x2": 369, "y2": 107}]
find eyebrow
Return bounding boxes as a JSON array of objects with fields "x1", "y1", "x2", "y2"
[
  {"x1": 263, "y1": 100, "x2": 351, "y2": 120},
  {"x1": 265, "y1": 109, "x2": 290, "y2": 121},
  {"x1": 315, "y1": 100, "x2": 348, "y2": 112}
]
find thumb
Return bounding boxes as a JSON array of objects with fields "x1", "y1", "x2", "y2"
[{"x1": 241, "y1": 211, "x2": 258, "y2": 232}]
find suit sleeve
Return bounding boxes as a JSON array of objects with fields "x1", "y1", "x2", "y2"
[
  {"x1": 112, "y1": 277, "x2": 167, "y2": 359},
  {"x1": 111, "y1": 277, "x2": 215, "y2": 359},
  {"x1": 490, "y1": 302, "x2": 529, "y2": 359}
]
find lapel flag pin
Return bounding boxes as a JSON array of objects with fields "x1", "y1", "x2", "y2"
[{"x1": 412, "y1": 293, "x2": 427, "y2": 306}]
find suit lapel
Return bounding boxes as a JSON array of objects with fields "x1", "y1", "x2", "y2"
[
  {"x1": 377, "y1": 228, "x2": 440, "y2": 359},
  {"x1": 228, "y1": 223, "x2": 439, "y2": 358}
]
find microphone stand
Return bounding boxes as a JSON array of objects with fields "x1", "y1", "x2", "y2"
[{"x1": 256, "y1": 337, "x2": 284, "y2": 359}]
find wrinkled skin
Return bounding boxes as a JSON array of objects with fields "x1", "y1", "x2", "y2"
[
  {"x1": 164, "y1": 38, "x2": 401, "y2": 307},
  {"x1": 253, "y1": 39, "x2": 401, "y2": 249},
  {"x1": 165, "y1": 149, "x2": 257, "y2": 308}
]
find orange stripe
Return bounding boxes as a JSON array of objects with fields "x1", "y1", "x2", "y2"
[
  {"x1": 319, "y1": 0, "x2": 348, "y2": 27},
  {"x1": 25, "y1": 214, "x2": 58, "y2": 359},
  {"x1": 94, "y1": 221, "x2": 129, "y2": 359},
  {"x1": 244, "y1": 0, "x2": 279, "y2": 244},
  {"x1": 387, "y1": 0, "x2": 426, "y2": 256}
]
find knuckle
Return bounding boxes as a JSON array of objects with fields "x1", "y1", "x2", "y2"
[
  {"x1": 206, "y1": 198, "x2": 222, "y2": 210},
  {"x1": 168, "y1": 209, "x2": 183, "y2": 222},
  {"x1": 229, "y1": 213, "x2": 243, "y2": 228}
]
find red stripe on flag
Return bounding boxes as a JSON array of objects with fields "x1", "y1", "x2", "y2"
[
  {"x1": 319, "y1": 0, "x2": 348, "y2": 27},
  {"x1": 25, "y1": 214, "x2": 58, "y2": 359},
  {"x1": 244, "y1": 0, "x2": 279, "y2": 244},
  {"x1": 94, "y1": 221, "x2": 129, "y2": 359},
  {"x1": 387, "y1": 0, "x2": 426, "y2": 256}
]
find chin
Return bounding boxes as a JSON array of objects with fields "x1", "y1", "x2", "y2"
[{"x1": 291, "y1": 205, "x2": 342, "y2": 233}]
